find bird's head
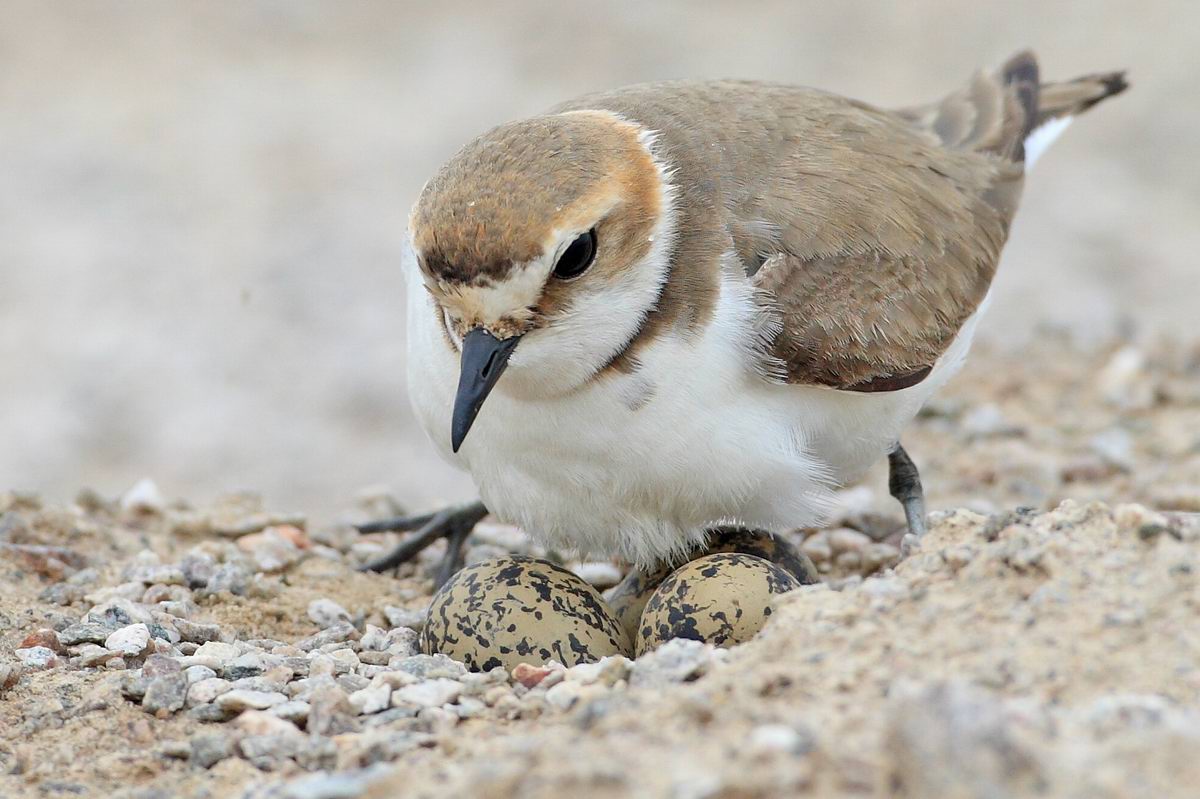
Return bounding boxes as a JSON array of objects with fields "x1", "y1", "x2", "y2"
[{"x1": 408, "y1": 110, "x2": 676, "y2": 452}]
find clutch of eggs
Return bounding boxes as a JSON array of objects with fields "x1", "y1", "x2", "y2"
[{"x1": 422, "y1": 532, "x2": 814, "y2": 671}]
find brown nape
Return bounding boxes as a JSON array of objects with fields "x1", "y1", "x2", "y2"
[{"x1": 409, "y1": 111, "x2": 663, "y2": 301}]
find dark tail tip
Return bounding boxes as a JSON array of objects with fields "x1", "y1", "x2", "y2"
[{"x1": 1001, "y1": 49, "x2": 1042, "y2": 150}]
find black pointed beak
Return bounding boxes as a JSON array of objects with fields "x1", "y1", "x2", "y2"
[{"x1": 451, "y1": 328, "x2": 521, "y2": 453}]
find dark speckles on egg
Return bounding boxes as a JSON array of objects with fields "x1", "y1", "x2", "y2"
[
  {"x1": 606, "y1": 528, "x2": 819, "y2": 643},
  {"x1": 422, "y1": 556, "x2": 631, "y2": 671},
  {"x1": 635, "y1": 552, "x2": 801, "y2": 656}
]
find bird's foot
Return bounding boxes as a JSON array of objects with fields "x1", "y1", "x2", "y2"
[{"x1": 357, "y1": 500, "x2": 488, "y2": 588}]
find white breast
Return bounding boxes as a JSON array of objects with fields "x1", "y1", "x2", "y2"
[{"x1": 406, "y1": 251, "x2": 984, "y2": 567}]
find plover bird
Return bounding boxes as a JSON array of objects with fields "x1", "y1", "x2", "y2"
[{"x1": 363, "y1": 51, "x2": 1126, "y2": 585}]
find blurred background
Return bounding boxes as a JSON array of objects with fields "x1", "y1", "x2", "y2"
[{"x1": 1, "y1": 0, "x2": 1196, "y2": 520}]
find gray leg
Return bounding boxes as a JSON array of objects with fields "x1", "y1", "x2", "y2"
[
  {"x1": 888, "y1": 444, "x2": 927, "y2": 552},
  {"x1": 358, "y1": 500, "x2": 488, "y2": 588}
]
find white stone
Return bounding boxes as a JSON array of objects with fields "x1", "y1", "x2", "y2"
[
  {"x1": 393, "y1": 678, "x2": 463, "y2": 708},
  {"x1": 385, "y1": 627, "x2": 419, "y2": 657},
  {"x1": 16, "y1": 646, "x2": 59, "y2": 670},
  {"x1": 747, "y1": 724, "x2": 809, "y2": 754},
  {"x1": 1090, "y1": 428, "x2": 1135, "y2": 470},
  {"x1": 349, "y1": 683, "x2": 392, "y2": 715},
  {"x1": 186, "y1": 677, "x2": 232, "y2": 707},
  {"x1": 570, "y1": 561, "x2": 623, "y2": 589},
  {"x1": 383, "y1": 605, "x2": 427, "y2": 631},
  {"x1": 328, "y1": 648, "x2": 360, "y2": 670},
  {"x1": 185, "y1": 665, "x2": 218, "y2": 683},
  {"x1": 215, "y1": 689, "x2": 289, "y2": 712},
  {"x1": 564, "y1": 662, "x2": 605, "y2": 685},
  {"x1": 268, "y1": 700, "x2": 311, "y2": 724},
  {"x1": 545, "y1": 680, "x2": 586, "y2": 710},
  {"x1": 359, "y1": 624, "x2": 389, "y2": 652},
  {"x1": 104, "y1": 624, "x2": 151, "y2": 657},
  {"x1": 962, "y1": 403, "x2": 1020, "y2": 438},
  {"x1": 828, "y1": 528, "x2": 872, "y2": 554},
  {"x1": 193, "y1": 641, "x2": 239, "y2": 663},
  {"x1": 1097, "y1": 346, "x2": 1154, "y2": 410},
  {"x1": 74, "y1": 644, "x2": 112, "y2": 668},
  {"x1": 233, "y1": 709, "x2": 301, "y2": 737},
  {"x1": 371, "y1": 670, "x2": 418, "y2": 690},
  {"x1": 121, "y1": 478, "x2": 166, "y2": 514},
  {"x1": 307, "y1": 598, "x2": 351, "y2": 629}
]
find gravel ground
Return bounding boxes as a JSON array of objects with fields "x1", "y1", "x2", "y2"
[{"x1": 3, "y1": 334, "x2": 1199, "y2": 798}]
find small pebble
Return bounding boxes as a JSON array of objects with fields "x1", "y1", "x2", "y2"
[
  {"x1": 227, "y1": 652, "x2": 265, "y2": 679},
  {"x1": 180, "y1": 552, "x2": 217, "y2": 589},
  {"x1": 308, "y1": 598, "x2": 352, "y2": 629},
  {"x1": 393, "y1": 678, "x2": 463, "y2": 709},
  {"x1": 961, "y1": 403, "x2": 1023, "y2": 438},
  {"x1": 105, "y1": 624, "x2": 152, "y2": 657},
  {"x1": 350, "y1": 683, "x2": 392, "y2": 715},
  {"x1": 571, "y1": 561, "x2": 624, "y2": 589},
  {"x1": 185, "y1": 665, "x2": 218, "y2": 683},
  {"x1": 630, "y1": 639, "x2": 720, "y2": 688},
  {"x1": 801, "y1": 533, "x2": 833, "y2": 563},
  {"x1": 204, "y1": 562, "x2": 252, "y2": 596},
  {"x1": 512, "y1": 663, "x2": 555, "y2": 689},
  {"x1": 186, "y1": 677, "x2": 233, "y2": 707},
  {"x1": 172, "y1": 618, "x2": 221, "y2": 644},
  {"x1": 193, "y1": 641, "x2": 239, "y2": 663},
  {"x1": 143, "y1": 672, "x2": 189, "y2": 715},
  {"x1": 297, "y1": 622, "x2": 361, "y2": 652},
  {"x1": 828, "y1": 528, "x2": 872, "y2": 554},
  {"x1": 383, "y1": 606, "x2": 427, "y2": 631},
  {"x1": 269, "y1": 700, "x2": 311, "y2": 725},
  {"x1": 308, "y1": 684, "x2": 358, "y2": 736},
  {"x1": 190, "y1": 734, "x2": 235, "y2": 769},
  {"x1": 1090, "y1": 427, "x2": 1135, "y2": 471},
  {"x1": 16, "y1": 646, "x2": 60, "y2": 670},
  {"x1": 158, "y1": 739, "x2": 192, "y2": 760},
  {"x1": 746, "y1": 723, "x2": 813, "y2": 756},
  {"x1": 19, "y1": 628, "x2": 66, "y2": 654},
  {"x1": 121, "y1": 479, "x2": 166, "y2": 514},
  {"x1": 75, "y1": 644, "x2": 113, "y2": 668},
  {"x1": 216, "y1": 689, "x2": 289, "y2": 713}
]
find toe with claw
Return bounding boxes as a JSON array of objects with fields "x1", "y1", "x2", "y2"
[{"x1": 358, "y1": 500, "x2": 488, "y2": 587}]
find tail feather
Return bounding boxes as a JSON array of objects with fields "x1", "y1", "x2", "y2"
[
  {"x1": 896, "y1": 50, "x2": 1128, "y2": 166},
  {"x1": 1035, "y1": 70, "x2": 1129, "y2": 127}
]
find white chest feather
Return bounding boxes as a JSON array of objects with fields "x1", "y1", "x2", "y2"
[{"x1": 406, "y1": 257, "x2": 981, "y2": 567}]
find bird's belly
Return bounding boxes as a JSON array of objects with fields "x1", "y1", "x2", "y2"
[{"x1": 457, "y1": 373, "x2": 838, "y2": 567}]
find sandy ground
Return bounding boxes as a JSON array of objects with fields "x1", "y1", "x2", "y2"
[
  {"x1": 3, "y1": 334, "x2": 1199, "y2": 798},
  {"x1": 2, "y1": 4, "x2": 1199, "y2": 797},
  {"x1": 1, "y1": 0, "x2": 1198, "y2": 516}
]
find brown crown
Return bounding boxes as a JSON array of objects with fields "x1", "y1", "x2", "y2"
[{"x1": 410, "y1": 110, "x2": 664, "y2": 287}]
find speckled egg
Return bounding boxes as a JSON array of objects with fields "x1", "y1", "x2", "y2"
[
  {"x1": 607, "y1": 528, "x2": 818, "y2": 642},
  {"x1": 635, "y1": 552, "x2": 801, "y2": 656},
  {"x1": 422, "y1": 556, "x2": 631, "y2": 671}
]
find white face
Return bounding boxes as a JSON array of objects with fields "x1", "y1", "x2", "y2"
[
  {"x1": 414, "y1": 204, "x2": 678, "y2": 401},
  {"x1": 504, "y1": 239, "x2": 672, "y2": 399}
]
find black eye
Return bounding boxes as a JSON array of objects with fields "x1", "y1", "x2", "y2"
[{"x1": 552, "y1": 229, "x2": 597, "y2": 280}]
